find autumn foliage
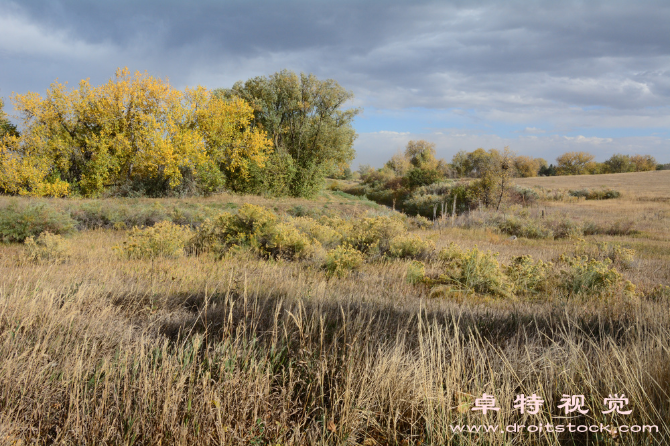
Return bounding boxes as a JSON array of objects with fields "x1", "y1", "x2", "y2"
[{"x1": 0, "y1": 69, "x2": 273, "y2": 197}]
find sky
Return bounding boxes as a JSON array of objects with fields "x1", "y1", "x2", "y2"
[{"x1": 1, "y1": 0, "x2": 669, "y2": 167}]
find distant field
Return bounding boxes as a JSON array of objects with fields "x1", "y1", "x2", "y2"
[{"x1": 515, "y1": 169, "x2": 670, "y2": 200}]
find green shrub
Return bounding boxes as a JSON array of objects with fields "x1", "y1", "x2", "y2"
[
  {"x1": 406, "y1": 261, "x2": 426, "y2": 284},
  {"x1": 436, "y1": 244, "x2": 513, "y2": 297},
  {"x1": 23, "y1": 231, "x2": 72, "y2": 263},
  {"x1": 549, "y1": 218, "x2": 583, "y2": 239},
  {"x1": 388, "y1": 234, "x2": 435, "y2": 259},
  {"x1": 647, "y1": 284, "x2": 670, "y2": 302},
  {"x1": 597, "y1": 242, "x2": 635, "y2": 269},
  {"x1": 569, "y1": 188, "x2": 621, "y2": 200},
  {"x1": 265, "y1": 223, "x2": 314, "y2": 260},
  {"x1": 189, "y1": 205, "x2": 317, "y2": 260},
  {"x1": 496, "y1": 216, "x2": 553, "y2": 239},
  {"x1": 0, "y1": 202, "x2": 76, "y2": 243},
  {"x1": 324, "y1": 245, "x2": 364, "y2": 278},
  {"x1": 506, "y1": 255, "x2": 552, "y2": 295},
  {"x1": 346, "y1": 216, "x2": 406, "y2": 256},
  {"x1": 292, "y1": 216, "x2": 342, "y2": 249},
  {"x1": 119, "y1": 221, "x2": 193, "y2": 259},
  {"x1": 560, "y1": 255, "x2": 633, "y2": 297}
]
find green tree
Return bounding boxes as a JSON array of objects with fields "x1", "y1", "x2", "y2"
[
  {"x1": 221, "y1": 70, "x2": 360, "y2": 197},
  {"x1": 0, "y1": 98, "x2": 18, "y2": 138},
  {"x1": 604, "y1": 154, "x2": 633, "y2": 173}
]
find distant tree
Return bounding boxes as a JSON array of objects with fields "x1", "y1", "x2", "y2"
[
  {"x1": 604, "y1": 154, "x2": 633, "y2": 173},
  {"x1": 539, "y1": 164, "x2": 557, "y2": 176},
  {"x1": 222, "y1": 70, "x2": 360, "y2": 197},
  {"x1": 467, "y1": 148, "x2": 495, "y2": 178},
  {"x1": 403, "y1": 167, "x2": 441, "y2": 189},
  {"x1": 556, "y1": 151, "x2": 597, "y2": 175},
  {"x1": 450, "y1": 150, "x2": 470, "y2": 177},
  {"x1": 404, "y1": 140, "x2": 438, "y2": 169},
  {"x1": 514, "y1": 156, "x2": 541, "y2": 177},
  {"x1": 385, "y1": 150, "x2": 411, "y2": 176},
  {"x1": 630, "y1": 154, "x2": 657, "y2": 172}
]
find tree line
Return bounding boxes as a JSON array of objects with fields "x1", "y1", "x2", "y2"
[
  {"x1": 0, "y1": 69, "x2": 358, "y2": 198},
  {"x1": 355, "y1": 143, "x2": 661, "y2": 184}
]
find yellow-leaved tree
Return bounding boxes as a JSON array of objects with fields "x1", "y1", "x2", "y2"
[{"x1": 0, "y1": 68, "x2": 273, "y2": 197}]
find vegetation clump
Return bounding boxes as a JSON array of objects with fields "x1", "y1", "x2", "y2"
[
  {"x1": 119, "y1": 221, "x2": 193, "y2": 259},
  {"x1": 324, "y1": 245, "x2": 364, "y2": 278},
  {"x1": 506, "y1": 255, "x2": 552, "y2": 295},
  {"x1": 435, "y1": 243, "x2": 513, "y2": 297},
  {"x1": 559, "y1": 255, "x2": 634, "y2": 297},
  {"x1": 0, "y1": 202, "x2": 76, "y2": 243},
  {"x1": 388, "y1": 234, "x2": 435, "y2": 260},
  {"x1": 23, "y1": 231, "x2": 72, "y2": 263}
]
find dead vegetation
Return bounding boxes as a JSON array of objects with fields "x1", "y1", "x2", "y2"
[{"x1": 0, "y1": 173, "x2": 669, "y2": 445}]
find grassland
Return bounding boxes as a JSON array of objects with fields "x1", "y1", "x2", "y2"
[{"x1": 1, "y1": 172, "x2": 669, "y2": 445}]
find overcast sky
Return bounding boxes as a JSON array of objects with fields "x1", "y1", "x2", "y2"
[{"x1": 1, "y1": 0, "x2": 669, "y2": 166}]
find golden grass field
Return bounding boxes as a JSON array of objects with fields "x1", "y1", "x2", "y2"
[{"x1": 0, "y1": 172, "x2": 669, "y2": 445}]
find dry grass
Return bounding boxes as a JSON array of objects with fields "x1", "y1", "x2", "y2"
[
  {"x1": 1, "y1": 174, "x2": 670, "y2": 445},
  {"x1": 515, "y1": 170, "x2": 670, "y2": 201}
]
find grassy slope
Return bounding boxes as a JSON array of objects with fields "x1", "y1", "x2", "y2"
[{"x1": 1, "y1": 175, "x2": 669, "y2": 445}]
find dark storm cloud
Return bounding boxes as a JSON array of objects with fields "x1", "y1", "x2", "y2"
[{"x1": 3, "y1": 0, "x2": 670, "y2": 108}]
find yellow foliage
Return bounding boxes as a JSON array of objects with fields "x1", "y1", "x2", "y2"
[{"x1": 1, "y1": 68, "x2": 273, "y2": 197}]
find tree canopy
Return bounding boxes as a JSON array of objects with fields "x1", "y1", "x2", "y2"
[
  {"x1": 0, "y1": 69, "x2": 272, "y2": 197},
  {"x1": 221, "y1": 70, "x2": 359, "y2": 197}
]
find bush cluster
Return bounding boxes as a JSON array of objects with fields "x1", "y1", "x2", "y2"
[
  {"x1": 568, "y1": 188, "x2": 621, "y2": 200},
  {"x1": 23, "y1": 231, "x2": 72, "y2": 263},
  {"x1": 119, "y1": 221, "x2": 193, "y2": 260},
  {"x1": 0, "y1": 202, "x2": 76, "y2": 243}
]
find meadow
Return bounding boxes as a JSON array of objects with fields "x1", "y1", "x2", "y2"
[{"x1": 0, "y1": 171, "x2": 669, "y2": 445}]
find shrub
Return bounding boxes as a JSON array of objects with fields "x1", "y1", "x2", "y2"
[
  {"x1": 346, "y1": 216, "x2": 406, "y2": 256},
  {"x1": 597, "y1": 242, "x2": 635, "y2": 269},
  {"x1": 119, "y1": 221, "x2": 193, "y2": 260},
  {"x1": 549, "y1": 218, "x2": 583, "y2": 239},
  {"x1": 265, "y1": 223, "x2": 314, "y2": 260},
  {"x1": 606, "y1": 219, "x2": 636, "y2": 236},
  {"x1": 506, "y1": 255, "x2": 552, "y2": 295},
  {"x1": 292, "y1": 217, "x2": 342, "y2": 249},
  {"x1": 388, "y1": 234, "x2": 435, "y2": 260},
  {"x1": 0, "y1": 202, "x2": 76, "y2": 243},
  {"x1": 560, "y1": 255, "x2": 633, "y2": 297},
  {"x1": 436, "y1": 244, "x2": 513, "y2": 297},
  {"x1": 23, "y1": 231, "x2": 72, "y2": 263},
  {"x1": 324, "y1": 245, "x2": 364, "y2": 278},
  {"x1": 406, "y1": 261, "x2": 426, "y2": 284},
  {"x1": 568, "y1": 188, "x2": 621, "y2": 200},
  {"x1": 647, "y1": 284, "x2": 670, "y2": 302},
  {"x1": 496, "y1": 216, "x2": 553, "y2": 239}
]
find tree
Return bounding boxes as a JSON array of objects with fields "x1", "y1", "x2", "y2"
[
  {"x1": 0, "y1": 98, "x2": 18, "y2": 138},
  {"x1": 1, "y1": 69, "x2": 272, "y2": 197},
  {"x1": 468, "y1": 147, "x2": 515, "y2": 209},
  {"x1": 385, "y1": 150, "x2": 411, "y2": 176},
  {"x1": 222, "y1": 70, "x2": 359, "y2": 197},
  {"x1": 514, "y1": 156, "x2": 541, "y2": 177},
  {"x1": 630, "y1": 154, "x2": 656, "y2": 172},
  {"x1": 404, "y1": 140, "x2": 438, "y2": 169},
  {"x1": 604, "y1": 154, "x2": 633, "y2": 173},
  {"x1": 450, "y1": 150, "x2": 470, "y2": 177},
  {"x1": 555, "y1": 151, "x2": 596, "y2": 175}
]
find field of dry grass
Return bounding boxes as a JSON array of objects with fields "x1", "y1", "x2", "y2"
[{"x1": 1, "y1": 174, "x2": 669, "y2": 445}]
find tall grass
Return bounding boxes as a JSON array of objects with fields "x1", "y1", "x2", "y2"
[{"x1": 1, "y1": 235, "x2": 668, "y2": 445}]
